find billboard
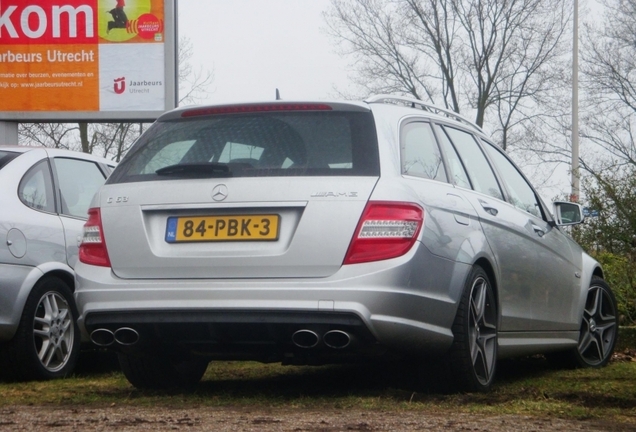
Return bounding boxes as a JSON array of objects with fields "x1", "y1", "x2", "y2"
[{"x1": 0, "y1": 0, "x2": 177, "y2": 121}]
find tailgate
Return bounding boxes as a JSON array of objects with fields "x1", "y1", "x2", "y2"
[{"x1": 100, "y1": 177, "x2": 378, "y2": 279}]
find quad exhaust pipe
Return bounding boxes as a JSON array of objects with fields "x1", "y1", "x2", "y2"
[
  {"x1": 291, "y1": 329, "x2": 320, "y2": 348},
  {"x1": 323, "y1": 330, "x2": 351, "y2": 349},
  {"x1": 291, "y1": 329, "x2": 352, "y2": 349},
  {"x1": 90, "y1": 327, "x2": 140, "y2": 347},
  {"x1": 92, "y1": 327, "x2": 352, "y2": 349}
]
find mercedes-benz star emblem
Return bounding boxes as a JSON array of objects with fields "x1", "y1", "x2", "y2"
[{"x1": 211, "y1": 184, "x2": 228, "y2": 202}]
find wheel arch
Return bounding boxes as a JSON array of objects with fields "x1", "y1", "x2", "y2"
[
  {"x1": 575, "y1": 252, "x2": 608, "y2": 320},
  {"x1": 473, "y1": 256, "x2": 500, "y2": 316},
  {"x1": 35, "y1": 262, "x2": 75, "y2": 290},
  {"x1": 5, "y1": 263, "x2": 76, "y2": 339},
  {"x1": 41, "y1": 269, "x2": 75, "y2": 292}
]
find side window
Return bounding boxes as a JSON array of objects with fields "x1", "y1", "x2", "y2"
[
  {"x1": 401, "y1": 122, "x2": 447, "y2": 182},
  {"x1": 483, "y1": 142, "x2": 542, "y2": 218},
  {"x1": 19, "y1": 160, "x2": 55, "y2": 213},
  {"x1": 434, "y1": 124, "x2": 471, "y2": 189},
  {"x1": 442, "y1": 126, "x2": 503, "y2": 200},
  {"x1": 54, "y1": 158, "x2": 107, "y2": 219}
]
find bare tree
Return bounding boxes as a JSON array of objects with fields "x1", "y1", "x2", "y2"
[
  {"x1": 18, "y1": 123, "x2": 80, "y2": 150},
  {"x1": 178, "y1": 37, "x2": 215, "y2": 105},
  {"x1": 324, "y1": 0, "x2": 572, "y2": 150},
  {"x1": 581, "y1": 0, "x2": 636, "y2": 172}
]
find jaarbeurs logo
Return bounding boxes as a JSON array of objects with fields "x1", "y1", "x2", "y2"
[{"x1": 113, "y1": 77, "x2": 125, "y2": 94}]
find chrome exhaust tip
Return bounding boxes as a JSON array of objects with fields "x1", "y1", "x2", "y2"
[
  {"x1": 114, "y1": 327, "x2": 140, "y2": 345},
  {"x1": 291, "y1": 329, "x2": 320, "y2": 348},
  {"x1": 323, "y1": 330, "x2": 351, "y2": 349},
  {"x1": 90, "y1": 328, "x2": 115, "y2": 347}
]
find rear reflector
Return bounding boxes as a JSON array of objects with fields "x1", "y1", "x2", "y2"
[
  {"x1": 79, "y1": 208, "x2": 111, "y2": 267},
  {"x1": 343, "y1": 202, "x2": 424, "y2": 265},
  {"x1": 182, "y1": 103, "x2": 333, "y2": 118}
]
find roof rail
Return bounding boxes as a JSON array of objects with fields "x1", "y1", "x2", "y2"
[{"x1": 365, "y1": 94, "x2": 482, "y2": 133}]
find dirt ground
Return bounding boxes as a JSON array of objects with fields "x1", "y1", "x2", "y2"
[
  {"x1": 1, "y1": 349, "x2": 634, "y2": 431},
  {"x1": 1, "y1": 405, "x2": 634, "y2": 432}
]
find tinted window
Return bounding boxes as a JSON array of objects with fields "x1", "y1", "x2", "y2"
[
  {"x1": 108, "y1": 112, "x2": 379, "y2": 183},
  {"x1": 442, "y1": 127, "x2": 503, "y2": 200},
  {"x1": 0, "y1": 150, "x2": 19, "y2": 170},
  {"x1": 401, "y1": 122, "x2": 447, "y2": 182},
  {"x1": 53, "y1": 158, "x2": 107, "y2": 219},
  {"x1": 19, "y1": 160, "x2": 55, "y2": 213},
  {"x1": 434, "y1": 125, "x2": 471, "y2": 189},
  {"x1": 483, "y1": 142, "x2": 542, "y2": 218}
]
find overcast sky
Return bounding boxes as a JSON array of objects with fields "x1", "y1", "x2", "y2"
[
  {"x1": 175, "y1": 0, "x2": 605, "y2": 201},
  {"x1": 177, "y1": 0, "x2": 352, "y2": 105}
]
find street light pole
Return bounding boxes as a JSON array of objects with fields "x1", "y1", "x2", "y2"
[{"x1": 571, "y1": 0, "x2": 580, "y2": 202}]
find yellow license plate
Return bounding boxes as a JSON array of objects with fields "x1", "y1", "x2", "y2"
[{"x1": 165, "y1": 215, "x2": 280, "y2": 242}]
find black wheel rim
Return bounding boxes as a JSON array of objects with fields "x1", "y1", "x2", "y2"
[
  {"x1": 468, "y1": 276, "x2": 497, "y2": 386},
  {"x1": 578, "y1": 285, "x2": 617, "y2": 365}
]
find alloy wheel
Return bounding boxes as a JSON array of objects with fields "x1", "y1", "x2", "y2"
[
  {"x1": 32, "y1": 291, "x2": 75, "y2": 372},
  {"x1": 468, "y1": 276, "x2": 497, "y2": 386},
  {"x1": 578, "y1": 285, "x2": 617, "y2": 366}
]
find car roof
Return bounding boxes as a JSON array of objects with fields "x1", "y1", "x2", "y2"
[
  {"x1": 156, "y1": 95, "x2": 484, "y2": 137},
  {"x1": 0, "y1": 145, "x2": 115, "y2": 166}
]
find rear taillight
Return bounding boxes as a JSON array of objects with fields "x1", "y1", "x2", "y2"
[
  {"x1": 79, "y1": 208, "x2": 111, "y2": 267},
  {"x1": 343, "y1": 202, "x2": 424, "y2": 265}
]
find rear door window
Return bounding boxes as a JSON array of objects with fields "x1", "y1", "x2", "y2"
[
  {"x1": 108, "y1": 111, "x2": 379, "y2": 183},
  {"x1": 442, "y1": 126, "x2": 503, "y2": 200},
  {"x1": 434, "y1": 125, "x2": 471, "y2": 189},
  {"x1": 53, "y1": 158, "x2": 108, "y2": 219},
  {"x1": 18, "y1": 160, "x2": 55, "y2": 213}
]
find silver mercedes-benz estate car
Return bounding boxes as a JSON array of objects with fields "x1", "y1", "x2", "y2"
[
  {"x1": 0, "y1": 146, "x2": 114, "y2": 381},
  {"x1": 74, "y1": 96, "x2": 618, "y2": 392}
]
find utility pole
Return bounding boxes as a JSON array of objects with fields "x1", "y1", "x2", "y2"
[{"x1": 571, "y1": 0, "x2": 580, "y2": 202}]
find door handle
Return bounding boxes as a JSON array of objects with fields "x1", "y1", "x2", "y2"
[
  {"x1": 479, "y1": 200, "x2": 499, "y2": 216},
  {"x1": 532, "y1": 224, "x2": 545, "y2": 237}
]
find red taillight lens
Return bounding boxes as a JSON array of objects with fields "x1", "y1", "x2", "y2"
[
  {"x1": 343, "y1": 202, "x2": 424, "y2": 265},
  {"x1": 79, "y1": 208, "x2": 111, "y2": 267}
]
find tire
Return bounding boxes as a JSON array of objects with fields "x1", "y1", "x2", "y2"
[
  {"x1": 549, "y1": 277, "x2": 618, "y2": 368},
  {"x1": 118, "y1": 352, "x2": 208, "y2": 390},
  {"x1": 3, "y1": 277, "x2": 80, "y2": 381},
  {"x1": 448, "y1": 266, "x2": 498, "y2": 392}
]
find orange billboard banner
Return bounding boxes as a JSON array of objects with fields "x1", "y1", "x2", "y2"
[{"x1": 0, "y1": 0, "x2": 175, "y2": 121}]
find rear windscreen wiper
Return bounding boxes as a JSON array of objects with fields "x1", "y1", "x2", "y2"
[{"x1": 156, "y1": 162, "x2": 232, "y2": 177}]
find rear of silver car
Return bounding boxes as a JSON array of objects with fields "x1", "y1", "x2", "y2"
[{"x1": 74, "y1": 102, "x2": 467, "y2": 382}]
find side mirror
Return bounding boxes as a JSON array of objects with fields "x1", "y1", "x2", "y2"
[{"x1": 552, "y1": 201, "x2": 585, "y2": 226}]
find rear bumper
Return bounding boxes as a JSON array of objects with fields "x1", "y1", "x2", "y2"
[{"x1": 74, "y1": 246, "x2": 471, "y2": 361}]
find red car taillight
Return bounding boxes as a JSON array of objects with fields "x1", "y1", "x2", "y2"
[
  {"x1": 79, "y1": 208, "x2": 111, "y2": 267},
  {"x1": 343, "y1": 202, "x2": 424, "y2": 265}
]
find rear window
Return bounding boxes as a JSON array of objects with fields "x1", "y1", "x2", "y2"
[
  {"x1": 0, "y1": 150, "x2": 19, "y2": 170},
  {"x1": 108, "y1": 111, "x2": 380, "y2": 184}
]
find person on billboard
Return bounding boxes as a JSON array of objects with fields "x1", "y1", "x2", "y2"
[{"x1": 107, "y1": 0, "x2": 128, "y2": 33}]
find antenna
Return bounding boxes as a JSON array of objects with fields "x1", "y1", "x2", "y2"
[{"x1": 275, "y1": 88, "x2": 281, "y2": 100}]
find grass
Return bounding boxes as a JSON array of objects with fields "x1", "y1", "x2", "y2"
[{"x1": 1, "y1": 350, "x2": 635, "y2": 427}]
